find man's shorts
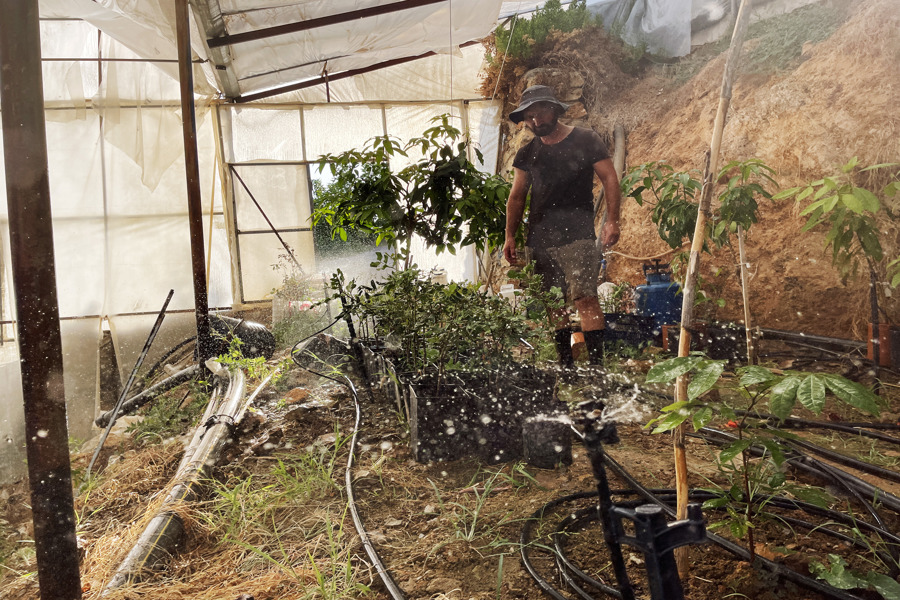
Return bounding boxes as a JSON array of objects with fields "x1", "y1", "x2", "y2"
[{"x1": 530, "y1": 239, "x2": 600, "y2": 301}]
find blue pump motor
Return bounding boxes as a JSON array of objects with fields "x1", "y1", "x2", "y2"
[{"x1": 634, "y1": 260, "x2": 682, "y2": 338}]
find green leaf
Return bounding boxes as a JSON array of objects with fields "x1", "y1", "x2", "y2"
[
  {"x1": 702, "y1": 495, "x2": 730, "y2": 509},
  {"x1": 797, "y1": 374, "x2": 826, "y2": 414},
  {"x1": 650, "y1": 410, "x2": 691, "y2": 434},
  {"x1": 645, "y1": 356, "x2": 702, "y2": 383},
  {"x1": 768, "y1": 376, "x2": 801, "y2": 420},
  {"x1": 692, "y1": 406, "x2": 713, "y2": 431},
  {"x1": 856, "y1": 187, "x2": 881, "y2": 213},
  {"x1": 790, "y1": 486, "x2": 832, "y2": 508},
  {"x1": 867, "y1": 572, "x2": 900, "y2": 600},
  {"x1": 687, "y1": 360, "x2": 725, "y2": 400},
  {"x1": 823, "y1": 376, "x2": 880, "y2": 416},
  {"x1": 759, "y1": 439, "x2": 787, "y2": 467},
  {"x1": 840, "y1": 192, "x2": 865, "y2": 214},
  {"x1": 810, "y1": 555, "x2": 868, "y2": 590},
  {"x1": 738, "y1": 366, "x2": 776, "y2": 387},
  {"x1": 719, "y1": 439, "x2": 752, "y2": 463}
]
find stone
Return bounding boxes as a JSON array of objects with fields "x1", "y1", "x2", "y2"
[
  {"x1": 521, "y1": 67, "x2": 584, "y2": 102},
  {"x1": 282, "y1": 387, "x2": 311, "y2": 404},
  {"x1": 426, "y1": 578, "x2": 462, "y2": 593}
]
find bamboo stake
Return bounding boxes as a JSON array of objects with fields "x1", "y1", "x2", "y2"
[
  {"x1": 673, "y1": 0, "x2": 753, "y2": 577},
  {"x1": 737, "y1": 225, "x2": 756, "y2": 364}
]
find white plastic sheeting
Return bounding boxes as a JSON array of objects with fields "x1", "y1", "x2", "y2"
[
  {"x1": 220, "y1": 99, "x2": 502, "y2": 301},
  {"x1": 0, "y1": 6, "x2": 504, "y2": 482}
]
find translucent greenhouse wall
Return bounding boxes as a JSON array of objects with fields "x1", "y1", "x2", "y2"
[{"x1": 0, "y1": 17, "x2": 501, "y2": 482}]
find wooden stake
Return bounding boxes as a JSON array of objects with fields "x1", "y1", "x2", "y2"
[
  {"x1": 673, "y1": 0, "x2": 753, "y2": 577},
  {"x1": 738, "y1": 225, "x2": 756, "y2": 364}
]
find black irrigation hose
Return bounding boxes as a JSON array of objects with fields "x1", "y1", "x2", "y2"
[
  {"x1": 779, "y1": 436, "x2": 900, "y2": 484},
  {"x1": 520, "y1": 491, "x2": 600, "y2": 600},
  {"x1": 697, "y1": 427, "x2": 900, "y2": 515},
  {"x1": 290, "y1": 331, "x2": 407, "y2": 600},
  {"x1": 735, "y1": 410, "x2": 900, "y2": 445},
  {"x1": 553, "y1": 507, "x2": 621, "y2": 599},
  {"x1": 596, "y1": 452, "x2": 871, "y2": 600}
]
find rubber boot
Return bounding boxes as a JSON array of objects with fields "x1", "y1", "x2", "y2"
[
  {"x1": 554, "y1": 327, "x2": 575, "y2": 369},
  {"x1": 583, "y1": 329, "x2": 606, "y2": 365}
]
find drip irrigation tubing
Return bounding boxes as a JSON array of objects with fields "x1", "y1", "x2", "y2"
[
  {"x1": 518, "y1": 486, "x2": 876, "y2": 600},
  {"x1": 290, "y1": 334, "x2": 407, "y2": 600},
  {"x1": 735, "y1": 410, "x2": 900, "y2": 445},
  {"x1": 696, "y1": 426, "x2": 900, "y2": 514},
  {"x1": 285, "y1": 331, "x2": 898, "y2": 600},
  {"x1": 598, "y1": 452, "x2": 872, "y2": 600},
  {"x1": 104, "y1": 367, "x2": 246, "y2": 593}
]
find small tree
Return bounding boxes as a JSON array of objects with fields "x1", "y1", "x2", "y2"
[
  {"x1": 645, "y1": 355, "x2": 881, "y2": 563},
  {"x1": 312, "y1": 115, "x2": 510, "y2": 269},
  {"x1": 621, "y1": 158, "x2": 776, "y2": 320},
  {"x1": 774, "y1": 158, "x2": 899, "y2": 287}
]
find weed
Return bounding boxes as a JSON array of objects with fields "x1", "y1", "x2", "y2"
[{"x1": 127, "y1": 384, "x2": 209, "y2": 446}]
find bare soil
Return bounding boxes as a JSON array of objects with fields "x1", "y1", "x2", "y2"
[{"x1": 1, "y1": 345, "x2": 898, "y2": 600}]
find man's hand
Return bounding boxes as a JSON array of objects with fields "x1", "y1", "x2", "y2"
[
  {"x1": 600, "y1": 220, "x2": 620, "y2": 249},
  {"x1": 503, "y1": 236, "x2": 518, "y2": 264}
]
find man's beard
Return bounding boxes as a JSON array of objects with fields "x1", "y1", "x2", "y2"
[{"x1": 531, "y1": 115, "x2": 558, "y2": 137}]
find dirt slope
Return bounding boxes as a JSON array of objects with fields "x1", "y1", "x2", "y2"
[{"x1": 602, "y1": 0, "x2": 900, "y2": 337}]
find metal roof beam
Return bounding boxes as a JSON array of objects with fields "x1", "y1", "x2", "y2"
[
  {"x1": 191, "y1": 0, "x2": 242, "y2": 98},
  {"x1": 233, "y1": 39, "x2": 479, "y2": 103},
  {"x1": 207, "y1": 0, "x2": 445, "y2": 49}
]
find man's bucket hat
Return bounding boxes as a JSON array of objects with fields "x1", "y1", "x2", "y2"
[{"x1": 509, "y1": 85, "x2": 570, "y2": 123}]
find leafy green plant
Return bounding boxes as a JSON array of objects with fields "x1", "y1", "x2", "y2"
[
  {"x1": 645, "y1": 355, "x2": 880, "y2": 561},
  {"x1": 328, "y1": 264, "x2": 536, "y2": 378},
  {"x1": 623, "y1": 159, "x2": 776, "y2": 321},
  {"x1": 712, "y1": 159, "x2": 777, "y2": 246},
  {"x1": 507, "y1": 262, "x2": 565, "y2": 334},
  {"x1": 810, "y1": 554, "x2": 900, "y2": 600},
  {"x1": 491, "y1": 0, "x2": 601, "y2": 60},
  {"x1": 313, "y1": 114, "x2": 510, "y2": 269},
  {"x1": 621, "y1": 162, "x2": 703, "y2": 250},
  {"x1": 622, "y1": 159, "x2": 777, "y2": 251},
  {"x1": 774, "y1": 157, "x2": 899, "y2": 285},
  {"x1": 215, "y1": 331, "x2": 279, "y2": 382},
  {"x1": 127, "y1": 382, "x2": 209, "y2": 446},
  {"x1": 598, "y1": 281, "x2": 635, "y2": 314}
]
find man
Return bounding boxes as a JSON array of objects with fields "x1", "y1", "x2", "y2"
[{"x1": 502, "y1": 85, "x2": 621, "y2": 368}]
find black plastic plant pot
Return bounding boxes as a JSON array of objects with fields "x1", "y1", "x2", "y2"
[
  {"x1": 604, "y1": 313, "x2": 656, "y2": 349},
  {"x1": 666, "y1": 322, "x2": 745, "y2": 362}
]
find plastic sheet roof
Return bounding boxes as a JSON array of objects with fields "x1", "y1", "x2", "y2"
[{"x1": 40, "y1": 0, "x2": 504, "y2": 102}]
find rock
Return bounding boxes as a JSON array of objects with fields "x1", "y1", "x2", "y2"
[
  {"x1": 521, "y1": 67, "x2": 584, "y2": 102},
  {"x1": 565, "y1": 100, "x2": 588, "y2": 120},
  {"x1": 315, "y1": 433, "x2": 338, "y2": 446},
  {"x1": 423, "y1": 504, "x2": 437, "y2": 515},
  {"x1": 426, "y1": 578, "x2": 462, "y2": 593},
  {"x1": 367, "y1": 530, "x2": 388, "y2": 544},
  {"x1": 299, "y1": 397, "x2": 337, "y2": 411},
  {"x1": 384, "y1": 518, "x2": 404, "y2": 527},
  {"x1": 282, "y1": 387, "x2": 311, "y2": 404}
]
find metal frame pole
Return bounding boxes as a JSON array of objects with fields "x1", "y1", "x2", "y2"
[
  {"x1": 0, "y1": 1, "x2": 82, "y2": 598},
  {"x1": 176, "y1": 0, "x2": 215, "y2": 361}
]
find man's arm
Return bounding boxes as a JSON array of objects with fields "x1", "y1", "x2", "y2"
[
  {"x1": 594, "y1": 158, "x2": 621, "y2": 249},
  {"x1": 503, "y1": 167, "x2": 530, "y2": 264}
]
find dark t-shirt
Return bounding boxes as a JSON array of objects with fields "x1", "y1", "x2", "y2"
[{"x1": 512, "y1": 127, "x2": 610, "y2": 248}]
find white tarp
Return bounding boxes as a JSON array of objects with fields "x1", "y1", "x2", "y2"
[{"x1": 1, "y1": 6, "x2": 504, "y2": 482}]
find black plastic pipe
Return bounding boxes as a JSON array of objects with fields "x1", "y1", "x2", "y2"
[{"x1": 95, "y1": 365, "x2": 201, "y2": 428}]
